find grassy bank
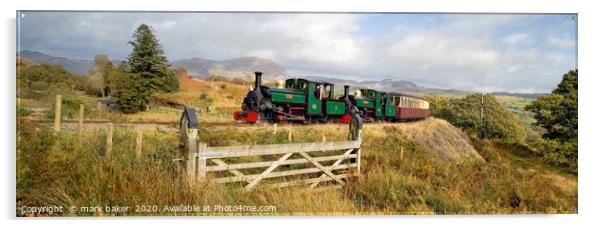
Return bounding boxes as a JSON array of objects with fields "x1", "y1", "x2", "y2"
[{"x1": 16, "y1": 118, "x2": 577, "y2": 216}]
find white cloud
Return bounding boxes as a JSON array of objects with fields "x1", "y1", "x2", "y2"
[
  {"x1": 18, "y1": 12, "x2": 576, "y2": 93},
  {"x1": 502, "y1": 33, "x2": 529, "y2": 45},
  {"x1": 548, "y1": 36, "x2": 576, "y2": 48}
]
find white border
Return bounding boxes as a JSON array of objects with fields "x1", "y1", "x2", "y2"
[{"x1": 2, "y1": 0, "x2": 600, "y2": 227}]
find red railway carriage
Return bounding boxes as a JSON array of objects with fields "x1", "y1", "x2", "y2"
[{"x1": 388, "y1": 92, "x2": 430, "y2": 121}]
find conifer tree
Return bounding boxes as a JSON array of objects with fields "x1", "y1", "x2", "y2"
[{"x1": 127, "y1": 23, "x2": 179, "y2": 92}]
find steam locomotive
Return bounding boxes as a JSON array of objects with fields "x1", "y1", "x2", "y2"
[{"x1": 234, "y1": 72, "x2": 429, "y2": 123}]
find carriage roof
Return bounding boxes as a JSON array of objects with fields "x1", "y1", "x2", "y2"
[{"x1": 386, "y1": 92, "x2": 425, "y2": 100}]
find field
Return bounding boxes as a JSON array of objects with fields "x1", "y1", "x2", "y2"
[
  {"x1": 16, "y1": 115, "x2": 577, "y2": 215},
  {"x1": 17, "y1": 75, "x2": 577, "y2": 216}
]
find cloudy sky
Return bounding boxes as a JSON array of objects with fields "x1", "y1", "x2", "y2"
[{"x1": 17, "y1": 11, "x2": 577, "y2": 93}]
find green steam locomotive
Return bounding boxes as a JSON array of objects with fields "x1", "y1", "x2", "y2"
[{"x1": 234, "y1": 72, "x2": 429, "y2": 123}]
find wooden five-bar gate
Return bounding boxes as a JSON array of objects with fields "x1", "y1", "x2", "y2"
[{"x1": 180, "y1": 107, "x2": 363, "y2": 190}]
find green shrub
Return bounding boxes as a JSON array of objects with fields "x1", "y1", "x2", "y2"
[
  {"x1": 17, "y1": 64, "x2": 86, "y2": 91},
  {"x1": 532, "y1": 139, "x2": 577, "y2": 173},
  {"x1": 44, "y1": 96, "x2": 88, "y2": 119},
  {"x1": 425, "y1": 94, "x2": 526, "y2": 143}
]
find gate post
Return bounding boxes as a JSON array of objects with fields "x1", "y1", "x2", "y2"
[
  {"x1": 180, "y1": 107, "x2": 199, "y2": 180},
  {"x1": 348, "y1": 113, "x2": 363, "y2": 175},
  {"x1": 197, "y1": 143, "x2": 207, "y2": 181}
]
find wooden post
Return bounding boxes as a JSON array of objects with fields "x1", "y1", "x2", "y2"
[
  {"x1": 272, "y1": 124, "x2": 278, "y2": 135},
  {"x1": 223, "y1": 102, "x2": 227, "y2": 121},
  {"x1": 186, "y1": 129, "x2": 198, "y2": 180},
  {"x1": 399, "y1": 147, "x2": 404, "y2": 161},
  {"x1": 357, "y1": 130, "x2": 362, "y2": 174},
  {"x1": 356, "y1": 148, "x2": 362, "y2": 175},
  {"x1": 287, "y1": 127, "x2": 293, "y2": 142},
  {"x1": 196, "y1": 142, "x2": 207, "y2": 181},
  {"x1": 98, "y1": 102, "x2": 103, "y2": 119},
  {"x1": 135, "y1": 130, "x2": 143, "y2": 160},
  {"x1": 53, "y1": 95, "x2": 61, "y2": 133},
  {"x1": 105, "y1": 123, "x2": 113, "y2": 161},
  {"x1": 78, "y1": 104, "x2": 84, "y2": 132}
]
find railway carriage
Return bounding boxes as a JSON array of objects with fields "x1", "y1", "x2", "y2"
[{"x1": 388, "y1": 92, "x2": 430, "y2": 121}]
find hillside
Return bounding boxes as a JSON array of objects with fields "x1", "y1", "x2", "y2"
[
  {"x1": 171, "y1": 56, "x2": 288, "y2": 79},
  {"x1": 17, "y1": 50, "x2": 121, "y2": 75}
]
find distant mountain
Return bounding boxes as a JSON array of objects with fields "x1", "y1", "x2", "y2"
[
  {"x1": 16, "y1": 50, "x2": 546, "y2": 99},
  {"x1": 17, "y1": 50, "x2": 288, "y2": 79},
  {"x1": 19, "y1": 50, "x2": 91, "y2": 75},
  {"x1": 171, "y1": 56, "x2": 288, "y2": 79},
  {"x1": 490, "y1": 92, "x2": 549, "y2": 99},
  {"x1": 303, "y1": 75, "x2": 470, "y2": 97},
  {"x1": 17, "y1": 50, "x2": 121, "y2": 75}
]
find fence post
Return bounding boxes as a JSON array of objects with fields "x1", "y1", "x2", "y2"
[
  {"x1": 105, "y1": 123, "x2": 113, "y2": 161},
  {"x1": 135, "y1": 130, "x2": 143, "y2": 160},
  {"x1": 53, "y1": 95, "x2": 61, "y2": 133},
  {"x1": 196, "y1": 142, "x2": 207, "y2": 181},
  {"x1": 78, "y1": 104, "x2": 84, "y2": 133},
  {"x1": 287, "y1": 127, "x2": 293, "y2": 142},
  {"x1": 97, "y1": 102, "x2": 102, "y2": 119},
  {"x1": 273, "y1": 124, "x2": 277, "y2": 135}
]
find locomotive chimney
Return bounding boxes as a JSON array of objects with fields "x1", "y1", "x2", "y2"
[
  {"x1": 344, "y1": 84, "x2": 350, "y2": 99},
  {"x1": 254, "y1": 71, "x2": 263, "y2": 91}
]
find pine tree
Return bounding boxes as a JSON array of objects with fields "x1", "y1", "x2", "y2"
[
  {"x1": 111, "y1": 24, "x2": 180, "y2": 113},
  {"x1": 126, "y1": 24, "x2": 179, "y2": 92}
]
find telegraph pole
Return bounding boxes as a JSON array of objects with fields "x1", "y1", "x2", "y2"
[{"x1": 574, "y1": 15, "x2": 578, "y2": 70}]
